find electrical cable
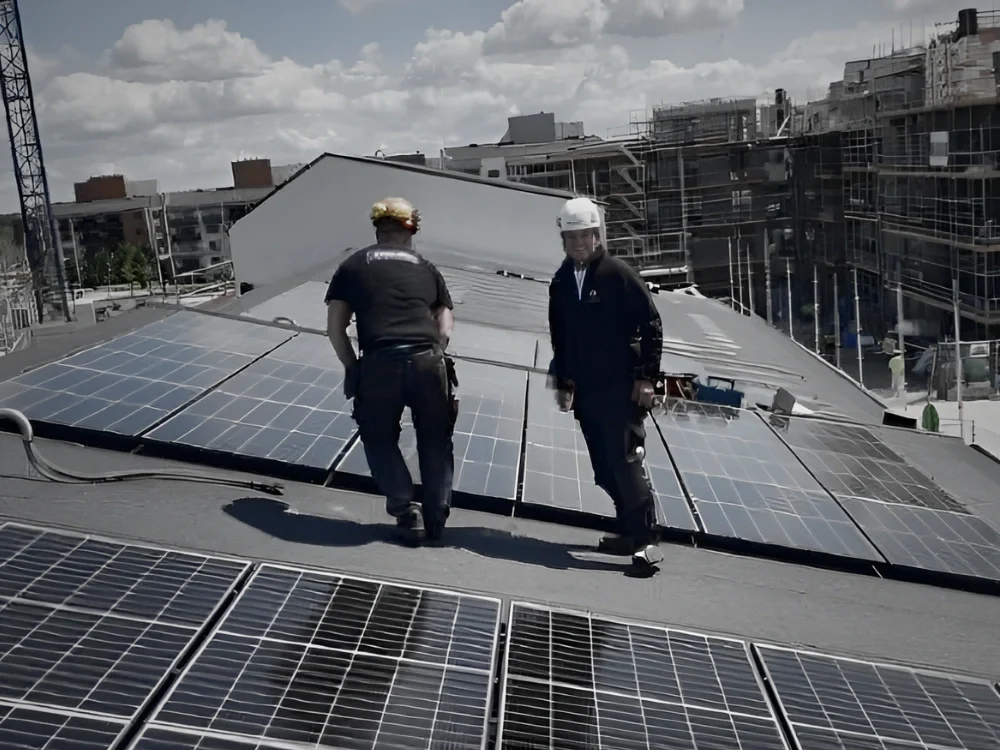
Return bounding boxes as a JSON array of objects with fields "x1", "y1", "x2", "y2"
[{"x1": 0, "y1": 408, "x2": 284, "y2": 496}]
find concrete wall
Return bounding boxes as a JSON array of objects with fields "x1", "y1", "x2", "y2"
[{"x1": 228, "y1": 155, "x2": 579, "y2": 287}]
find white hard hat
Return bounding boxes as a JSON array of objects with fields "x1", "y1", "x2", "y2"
[{"x1": 557, "y1": 197, "x2": 601, "y2": 232}]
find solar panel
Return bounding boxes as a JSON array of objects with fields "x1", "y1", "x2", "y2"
[
  {"x1": 839, "y1": 496, "x2": 1000, "y2": 583},
  {"x1": 145, "y1": 333, "x2": 355, "y2": 471},
  {"x1": 0, "y1": 599, "x2": 193, "y2": 718},
  {"x1": 776, "y1": 418, "x2": 967, "y2": 513},
  {"x1": 756, "y1": 643, "x2": 1000, "y2": 749},
  {"x1": 447, "y1": 321, "x2": 538, "y2": 367},
  {"x1": 0, "y1": 704, "x2": 126, "y2": 750},
  {"x1": 520, "y1": 373, "x2": 696, "y2": 529},
  {"x1": 129, "y1": 726, "x2": 293, "y2": 749},
  {"x1": 0, "y1": 312, "x2": 291, "y2": 436},
  {"x1": 335, "y1": 360, "x2": 525, "y2": 500},
  {"x1": 497, "y1": 602, "x2": 789, "y2": 750},
  {"x1": 655, "y1": 401, "x2": 884, "y2": 561},
  {"x1": 240, "y1": 280, "x2": 331, "y2": 329},
  {"x1": 146, "y1": 564, "x2": 501, "y2": 749},
  {"x1": 0, "y1": 523, "x2": 249, "y2": 626}
]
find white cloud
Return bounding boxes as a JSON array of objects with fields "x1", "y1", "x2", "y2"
[
  {"x1": 483, "y1": 0, "x2": 743, "y2": 53},
  {"x1": 0, "y1": 10, "x2": 934, "y2": 213}
]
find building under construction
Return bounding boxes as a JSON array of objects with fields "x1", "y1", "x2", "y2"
[
  {"x1": 500, "y1": 98, "x2": 797, "y2": 296},
  {"x1": 790, "y1": 7, "x2": 1000, "y2": 347}
]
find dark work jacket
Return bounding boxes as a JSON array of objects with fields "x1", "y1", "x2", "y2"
[{"x1": 548, "y1": 248, "x2": 663, "y2": 390}]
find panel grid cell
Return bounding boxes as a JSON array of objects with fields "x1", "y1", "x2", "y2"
[
  {"x1": 521, "y1": 373, "x2": 697, "y2": 529},
  {"x1": 497, "y1": 602, "x2": 788, "y2": 750},
  {"x1": 777, "y1": 418, "x2": 966, "y2": 514},
  {"x1": 756, "y1": 644, "x2": 1000, "y2": 750},
  {"x1": 146, "y1": 566, "x2": 501, "y2": 750},
  {"x1": 0, "y1": 704, "x2": 127, "y2": 750},
  {"x1": 655, "y1": 401, "x2": 883, "y2": 561},
  {"x1": 336, "y1": 360, "x2": 526, "y2": 500},
  {"x1": 0, "y1": 599, "x2": 193, "y2": 719},
  {"x1": 0, "y1": 523, "x2": 248, "y2": 626},
  {"x1": 840, "y1": 496, "x2": 1000, "y2": 582},
  {"x1": 145, "y1": 333, "x2": 355, "y2": 470},
  {"x1": 0, "y1": 312, "x2": 291, "y2": 436},
  {"x1": 130, "y1": 726, "x2": 296, "y2": 749}
]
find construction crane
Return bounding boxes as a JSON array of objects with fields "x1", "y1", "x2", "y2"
[{"x1": 0, "y1": 0, "x2": 70, "y2": 322}]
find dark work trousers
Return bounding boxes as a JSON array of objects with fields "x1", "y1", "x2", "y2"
[
  {"x1": 574, "y1": 381, "x2": 656, "y2": 543},
  {"x1": 352, "y1": 344, "x2": 455, "y2": 526}
]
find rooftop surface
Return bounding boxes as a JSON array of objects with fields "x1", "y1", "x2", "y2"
[{"x1": 1, "y1": 254, "x2": 999, "y2": 749}]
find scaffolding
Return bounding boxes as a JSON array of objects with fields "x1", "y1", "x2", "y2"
[{"x1": 0, "y1": 260, "x2": 36, "y2": 353}]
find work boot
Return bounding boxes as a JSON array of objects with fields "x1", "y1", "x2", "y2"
[
  {"x1": 423, "y1": 505, "x2": 450, "y2": 546},
  {"x1": 394, "y1": 507, "x2": 425, "y2": 546},
  {"x1": 597, "y1": 535, "x2": 635, "y2": 556},
  {"x1": 631, "y1": 543, "x2": 663, "y2": 570}
]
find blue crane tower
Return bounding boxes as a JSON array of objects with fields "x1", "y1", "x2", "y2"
[{"x1": 0, "y1": 0, "x2": 70, "y2": 322}]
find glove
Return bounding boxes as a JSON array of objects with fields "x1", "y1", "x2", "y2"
[
  {"x1": 344, "y1": 364, "x2": 359, "y2": 400},
  {"x1": 631, "y1": 379, "x2": 655, "y2": 409}
]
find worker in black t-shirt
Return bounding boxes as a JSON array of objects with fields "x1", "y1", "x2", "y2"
[
  {"x1": 548, "y1": 197, "x2": 665, "y2": 573},
  {"x1": 325, "y1": 197, "x2": 456, "y2": 545}
]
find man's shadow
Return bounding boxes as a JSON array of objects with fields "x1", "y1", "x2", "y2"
[{"x1": 223, "y1": 496, "x2": 631, "y2": 574}]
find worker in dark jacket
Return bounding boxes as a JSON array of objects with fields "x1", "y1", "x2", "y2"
[
  {"x1": 548, "y1": 196, "x2": 664, "y2": 571},
  {"x1": 325, "y1": 197, "x2": 456, "y2": 545}
]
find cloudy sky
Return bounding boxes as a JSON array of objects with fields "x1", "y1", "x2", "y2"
[{"x1": 0, "y1": 0, "x2": 967, "y2": 213}]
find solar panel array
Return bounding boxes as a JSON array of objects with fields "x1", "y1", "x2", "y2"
[
  {"x1": 337, "y1": 360, "x2": 526, "y2": 500},
  {"x1": 0, "y1": 312, "x2": 291, "y2": 436},
  {"x1": 775, "y1": 417, "x2": 1000, "y2": 583},
  {"x1": 497, "y1": 602, "x2": 789, "y2": 749},
  {"x1": 146, "y1": 333, "x2": 355, "y2": 472},
  {"x1": 656, "y1": 401, "x2": 884, "y2": 561},
  {"x1": 446, "y1": 320, "x2": 539, "y2": 368},
  {"x1": 0, "y1": 522, "x2": 248, "y2": 750},
  {"x1": 756, "y1": 644, "x2": 1000, "y2": 750},
  {"x1": 141, "y1": 564, "x2": 502, "y2": 749}
]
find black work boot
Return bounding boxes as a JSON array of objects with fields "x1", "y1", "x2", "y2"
[
  {"x1": 597, "y1": 535, "x2": 635, "y2": 556},
  {"x1": 394, "y1": 507, "x2": 425, "y2": 546},
  {"x1": 423, "y1": 505, "x2": 449, "y2": 546}
]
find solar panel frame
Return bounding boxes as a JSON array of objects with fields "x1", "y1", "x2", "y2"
[
  {"x1": 495, "y1": 601, "x2": 792, "y2": 750},
  {"x1": 654, "y1": 401, "x2": 885, "y2": 562},
  {"x1": 127, "y1": 726, "x2": 296, "y2": 749},
  {"x1": 775, "y1": 418, "x2": 967, "y2": 514},
  {"x1": 0, "y1": 599, "x2": 196, "y2": 720},
  {"x1": 0, "y1": 703, "x2": 128, "y2": 750},
  {"x1": 144, "y1": 333, "x2": 356, "y2": 472},
  {"x1": 838, "y1": 496, "x2": 1000, "y2": 584},
  {"x1": 335, "y1": 360, "x2": 526, "y2": 501},
  {"x1": 0, "y1": 522, "x2": 251, "y2": 627},
  {"x1": 240, "y1": 280, "x2": 331, "y2": 330},
  {"x1": 755, "y1": 643, "x2": 1000, "y2": 750},
  {"x1": 143, "y1": 563, "x2": 503, "y2": 750},
  {"x1": 446, "y1": 321, "x2": 539, "y2": 368},
  {"x1": 0, "y1": 312, "x2": 292, "y2": 437}
]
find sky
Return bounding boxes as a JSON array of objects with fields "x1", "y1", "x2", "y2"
[{"x1": 0, "y1": 0, "x2": 975, "y2": 214}]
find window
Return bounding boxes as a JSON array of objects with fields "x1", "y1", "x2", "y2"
[{"x1": 487, "y1": 169, "x2": 500, "y2": 178}]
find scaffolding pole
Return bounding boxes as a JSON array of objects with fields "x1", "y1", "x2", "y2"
[
  {"x1": 728, "y1": 237, "x2": 735, "y2": 305},
  {"x1": 736, "y1": 238, "x2": 744, "y2": 313},
  {"x1": 813, "y1": 264, "x2": 820, "y2": 353},
  {"x1": 786, "y1": 259, "x2": 793, "y2": 338},
  {"x1": 953, "y1": 277, "x2": 964, "y2": 440},
  {"x1": 896, "y1": 281, "x2": 905, "y2": 390},
  {"x1": 853, "y1": 267, "x2": 864, "y2": 387},
  {"x1": 746, "y1": 241, "x2": 754, "y2": 315},
  {"x1": 833, "y1": 273, "x2": 841, "y2": 369},
  {"x1": 765, "y1": 250, "x2": 772, "y2": 325}
]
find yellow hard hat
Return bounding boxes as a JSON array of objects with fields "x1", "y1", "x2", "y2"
[{"x1": 370, "y1": 196, "x2": 420, "y2": 233}]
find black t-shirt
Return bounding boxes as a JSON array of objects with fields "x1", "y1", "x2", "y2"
[{"x1": 324, "y1": 243, "x2": 453, "y2": 352}]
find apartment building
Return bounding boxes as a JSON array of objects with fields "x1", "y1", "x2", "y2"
[{"x1": 52, "y1": 158, "x2": 304, "y2": 281}]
